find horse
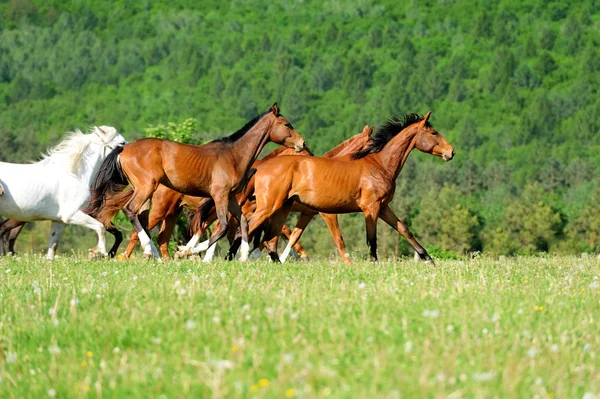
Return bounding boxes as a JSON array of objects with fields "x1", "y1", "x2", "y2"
[
  {"x1": 0, "y1": 127, "x2": 128, "y2": 259},
  {"x1": 87, "y1": 103, "x2": 307, "y2": 260},
  {"x1": 115, "y1": 145, "x2": 313, "y2": 260},
  {"x1": 179, "y1": 124, "x2": 375, "y2": 262},
  {"x1": 0, "y1": 218, "x2": 24, "y2": 255},
  {"x1": 229, "y1": 112, "x2": 454, "y2": 263}
]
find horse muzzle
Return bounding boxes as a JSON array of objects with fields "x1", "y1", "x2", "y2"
[{"x1": 442, "y1": 149, "x2": 455, "y2": 162}]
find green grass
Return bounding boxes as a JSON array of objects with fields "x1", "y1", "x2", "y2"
[{"x1": 1, "y1": 254, "x2": 599, "y2": 398}]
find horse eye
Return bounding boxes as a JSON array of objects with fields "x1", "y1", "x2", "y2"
[
  {"x1": 285, "y1": 122, "x2": 293, "y2": 129},
  {"x1": 431, "y1": 131, "x2": 438, "y2": 136}
]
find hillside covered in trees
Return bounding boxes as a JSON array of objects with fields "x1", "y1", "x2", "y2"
[{"x1": 0, "y1": 0, "x2": 598, "y2": 257}]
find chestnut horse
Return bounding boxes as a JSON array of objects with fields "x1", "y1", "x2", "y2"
[
  {"x1": 180, "y1": 124, "x2": 375, "y2": 262},
  {"x1": 87, "y1": 103, "x2": 307, "y2": 260},
  {"x1": 116, "y1": 145, "x2": 312, "y2": 260},
  {"x1": 231, "y1": 112, "x2": 454, "y2": 263}
]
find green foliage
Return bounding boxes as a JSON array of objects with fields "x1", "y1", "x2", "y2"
[{"x1": 144, "y1": 118, "x2": 200, "y2": 144}]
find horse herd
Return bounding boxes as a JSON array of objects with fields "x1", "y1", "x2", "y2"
[{"x1": 0, "y1": 104, "x2": 455, "y2": 264}]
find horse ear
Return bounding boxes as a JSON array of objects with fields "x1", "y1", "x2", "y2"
[
  {"x1": 368, "y1": 125, "x2": 374, "y2": 136},
  {"x1": 96, "y1": 126, "x2": 107, "y2": 137},
  {"x1": 270, "y1": 102, "x2": 280, "y2": 116},
  {"x1": 422, "y1": 111, "x2": 432, "y2": 125}
]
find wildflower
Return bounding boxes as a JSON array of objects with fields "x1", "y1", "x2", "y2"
[
  {"x1": 404, "y1": 341, "x2": 414, "y2": 353},
  {"x1": 214, "y1": 360, "x2": 234, "y2": 370},
  {"x1": 422, "y1": 309, "x2": 440, "y2": 318},
  {"x1": 133, "y1": 275, "x2": 138, "y2": 281},
  {"x1": 232, "y1": 345, "x2": 239, "y2": 352},
  {"x1": 258, "y1": 378, "x2": 270, "y2": 387},
  {"x1": 527, "y1": 347, "x2": 538, "y2": 359},
  {"x1": 250, "y1": 385, "x2": 259, "y2": 393},
  {"x1": 550, "y1": 344, "x2": 559, "y2": 353},
  {"x1": 446, "y1": 324, "x2": 455, "y2": 333},
  {"x1": 179, "y1": 288, "x2": 187, "y2": 295},
  {"x1": 113, "y1": 347, "x2": 120, "y2": 353},
  {"x1": 212, "y1": 316, "x2": 221, "y2": 324},
  {"x1": 87, "y1": 351, "x2": 93, "y2": 358},
  {"x1": 5, "y1": 269, "x2": 11, "y2": 273},
  {"x1": 47, "y1": 389, "x2": 57, "y2": 397},
  {"x1": 81, "y1": 361, "x2": 88, "y2": 367},
  {"x1": 265, "y1": 307, "x2": 275, "y2": 315},
  {"x1": 582, "y1": 393, "x2": 597, "y2": 399},
  {"x1": 48, "y1": 346, "x2": 61, "y2": 355},
  {"x1": 286, "y1": 388, "x2": 296, "y2": 397},
  {"x1": 185, "y1": 319, "x2": 197, "y2": 330},
  {"x1": 102, "y1": 272, "x2": 108, "y2": 277},
  {"x1": 152, "y1": 337, "x2": 162, "y2": 345},
  {"x1": 358, "y1": 282, "x2": 366, "y2": 290},
  {"x1": 471, "y1": 371, "x2": 496, "y2": 382},
  {"x1": 290, "y1": 313, "x2": 298, "y2": 320},
  {"x1": 6, "y1": 352, "x2": 17, "y2": 364}
]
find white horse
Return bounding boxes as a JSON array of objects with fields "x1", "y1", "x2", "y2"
[{"x1": 0, "y1": 127, "x2": 127, "y2": 259}]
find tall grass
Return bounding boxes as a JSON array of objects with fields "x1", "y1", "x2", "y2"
[{"x1": 1, "y1": 255, "x2": 598, "y2": 398}]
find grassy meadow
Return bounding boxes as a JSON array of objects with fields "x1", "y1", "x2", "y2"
[{"x1": 0, "y1": 254, "x2": 599, "y2": 398}]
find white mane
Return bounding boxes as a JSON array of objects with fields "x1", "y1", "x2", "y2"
[{"x1": 41, "y1": 128, "x2": 110, "y2": 174}]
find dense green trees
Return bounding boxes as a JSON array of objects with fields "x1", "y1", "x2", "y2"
[{"x1": 0, "y1": 0, "x2": 598, "y2": 257}]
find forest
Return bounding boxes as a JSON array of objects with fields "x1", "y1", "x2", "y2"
[{"x1": 0, "y1": 0, "x2": 598, "y2": 257}]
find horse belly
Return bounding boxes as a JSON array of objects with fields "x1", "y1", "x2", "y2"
[{"x1": 293, "y1": 176, "x2": 361, "y2": 214}]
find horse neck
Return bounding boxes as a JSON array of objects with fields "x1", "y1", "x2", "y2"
[
  {"x1": 81, "y1": 142, "x2": 110, "y2": 187},
  {"x1": 261, "y1": 146, "x2": 289, "y2": 161},
  {"x1": 325, "y1": 134, "x2": 366, "y2": 159},
  {"x1": 230, "y1": 116, "x2": 274, "y2": 174},
  {"x1": 372, "y1": 125, "x2": 419, "y2": 181}
]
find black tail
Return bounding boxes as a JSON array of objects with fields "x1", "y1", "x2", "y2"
[
  {"x1": 85, "y1": 146, "x2": 128, "y2": 216},
  {"x1": 189, "y1": 198, "x2": 215, "y2": 235}
]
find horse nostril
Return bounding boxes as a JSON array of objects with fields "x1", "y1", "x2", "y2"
[{"x1": 452, "y1": 149, "x2": 456, "y2": 157}]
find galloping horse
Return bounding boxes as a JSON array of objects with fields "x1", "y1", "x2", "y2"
[
  {"x1": 119, "y1": 145, "x2": 313, "y2": 260},
  {"x1": 179, "y1": 124, "x2": 374, "y2": 262},
  {"x1": 231, "y1": 112, "x2": 454, "y2": 263},
  {"x1": 87, "y1": 104, "x2": 307, "y2": 260},
  {"x1": 0, "y1": 127, "x2": 127, "y2": 258}
]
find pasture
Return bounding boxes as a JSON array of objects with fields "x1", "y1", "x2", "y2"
[{"x1": 1, "y1": 255, "x2": 598, "y2": 398}]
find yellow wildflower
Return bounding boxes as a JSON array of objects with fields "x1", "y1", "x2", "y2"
[
  {"x1": 87, "y1": 351, "x2": 93, "y2": 358},
  {"x1": 232, "y1": 345, "x2": 239, "y2": 352},
  {"x1": 286, "y1": 388, "x2": 296, "y2": 397},
  {"x1": 81, "y1": 361, "x2": 88, "y2": 367},
  {"x1": 258, "y1": 378, "x2": 270, "y2": 388},
  {"x1": 250, "y1": 385, "x2": 259, "y2": 393}
]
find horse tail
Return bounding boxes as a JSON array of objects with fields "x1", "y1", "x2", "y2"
[
  {"x1": 189, "y1": 198, "x2": 215, "y2": 235},
  {"x1": 85, "y1": 146, "x2": 128, "y2": 217}
]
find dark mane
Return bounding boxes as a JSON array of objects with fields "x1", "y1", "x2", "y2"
[
  {"x1": 211, "y1": 111, "x2": 270, "y2": 144},
  {"x1": 351, "y1": 113, "x2": 428, "y2": 159}
]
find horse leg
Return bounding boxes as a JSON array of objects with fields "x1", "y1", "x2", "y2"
[
  {"x1": 279, "y1": 212, "x2": 315, "y2": 263},
  {"x1": 66, "y1": 211, "x2": 109, "y2": 257},
  {"x1": 123, "y1": 230, "x2": 139, "y2": 259},
  {"x1": 106, "y1": 224, "x2": 123, "y2": 258},
  {"x1": 280, "y1": 224, "x2": 309, "y2": 261},
  {"x1": 379, "y1": 205, "x2": 433, "y2": 264},
  {"x1": 363, "y1": 207, "x2": 380, "y2": 262},
  {"x1": 321, "y1": 213, "x2": 351, "y2": 264},
  {"x1": 158, "y1": 210, "x2": 180, "y2": 260},
  {"x1": 203, "y1": 225, "x2": 220, "y2": 262},
  {"x1": 122, "y1": 186, "x2": 160, "y2": 259},
  {"x1": 8, "y1": 224, "x2": 25, "y2": 255},
  {"x1": 225, "y1": 197, "x2": 251, "y2": 261},
  {"x1": 261, "y1": 200, "x2": 294, "y2": 262},
  {"x1": 46, "y1": 222, "x2": 66, "y2": 259}
]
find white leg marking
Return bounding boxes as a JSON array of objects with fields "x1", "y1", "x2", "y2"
[
  {"x1": 239, "y1": 240, "x2": 250, "y2": 262},
  {"x1": 279, "y1": 241, "x2": 294, "y2": 263},
  {"x1": 203, "y1": 242, "x2": 217, "y2": 262},
  {"x1": 137, "y1": 229, "x2": 160, "y2": 259}
]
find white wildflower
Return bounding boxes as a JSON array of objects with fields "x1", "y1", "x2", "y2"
[
  {"x1": 471, "y1": 371, "x2": 496, "y2": 382},
  {"x1": 212, "y1": 316, "x2": 221, "y2": 324},
  {"x1": 47, "y1": 389, "x2": 57, "y2": 397},
  {"x1": 422, "y1": 309, "x2": 440, "y2": 319},
  {"x1": 265, "y1": 307, "x2": 275, "y2": 315},
  {"x1": 185, "y1": 319, "x2": 197, "y2": 330},
  {"x1": 151, "y1": 337, "x2": 162, "y2": 345},
  {"x1": 404, "y1": 341, "x2": 414, "y2": 353},
  {"x1": 6, "y1": 352, "x2": 17, "y2": 364},
  {"x1": 527, "y1": 347, "x2": 538, "y2": 358},
  {"x1": 358, "y1": 282, "x2": 366, "y2": 290},
  {"x1": 102, "y1": 271, "x2": 108, "y2": 277},
  {"x1": 550, "y1": 344, "x2": 559, "y2": 353},
  {"x1": 290, "y1": 313, "x2": 298, "y2": 320},
  {"x1": 48, "y1": 346, "x2": 61, "y2": 355}
]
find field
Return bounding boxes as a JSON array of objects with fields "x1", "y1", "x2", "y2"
[{"x1": 1, "y1": 254, "x2": 599, "y2": 398}]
